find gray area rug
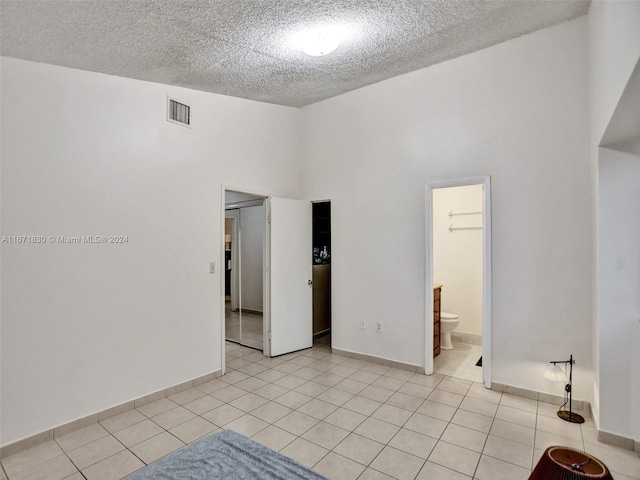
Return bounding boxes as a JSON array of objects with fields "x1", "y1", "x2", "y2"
[{"x1": 124, "y1": 429, "x2": 329, "y2": 479}]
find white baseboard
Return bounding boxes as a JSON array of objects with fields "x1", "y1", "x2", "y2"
[
  {"x1": 492, "y1": 381, "x2": 638, "y2": 454},
  {"x1": 0, "y1": 369, "x2": 222, "y2": 459},
  {"x1": 451, "y1": 332, "x2": 482, "y2": 346},
  {"x1": 331, "y1": 347, "x2": 424, "y2": 373}
]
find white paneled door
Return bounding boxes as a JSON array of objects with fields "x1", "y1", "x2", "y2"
[{"x1": 266, "y1": 197, "x2": 313, "y2": 357}]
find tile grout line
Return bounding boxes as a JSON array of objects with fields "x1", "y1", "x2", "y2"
[
  {"x1": 472, "y1": 394, "x2": 499, "y2": 479},
  {"x1": 532, "y1": 399, "x2": 541, "y2": 471}
]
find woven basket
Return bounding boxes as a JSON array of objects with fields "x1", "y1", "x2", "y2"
[{"x1": 529, "y1": 446, "x2": 613, "y2": 480}]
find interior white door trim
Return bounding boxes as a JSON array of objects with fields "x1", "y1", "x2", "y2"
[{"x1": 425, "y1": 176, "x2": 492, "y2": 388}]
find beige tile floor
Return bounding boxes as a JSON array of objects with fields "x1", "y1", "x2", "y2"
[{"x1": 2, "y1": 340, "x2": 639, "y2": 480}]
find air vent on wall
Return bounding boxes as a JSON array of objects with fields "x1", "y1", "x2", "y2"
[{"x1": 167, "y1": 97, "x2": 191, "y2": 126}]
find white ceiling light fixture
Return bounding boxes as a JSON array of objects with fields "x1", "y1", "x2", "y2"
[
  {"x1": 293, "y1": 25, "x2": 349, "y2": 57},
  {"x1": 301, "y1": 28, "x2": 341, "y2": 56}
]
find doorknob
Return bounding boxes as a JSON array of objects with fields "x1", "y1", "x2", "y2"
[{"x1": 308, "y1": 280, "x2": 313, "y2": 286}]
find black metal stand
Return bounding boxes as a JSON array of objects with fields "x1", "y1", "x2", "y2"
[{"x1": 549, "y1": 354, "x2": 585, "y2": 424}]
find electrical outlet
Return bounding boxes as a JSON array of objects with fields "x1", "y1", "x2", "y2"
[
  {"x1": 376, "y1": 322, "x2": 382, "y2": 333},
  {"x1": 360, "y1": 319, "x2": 366, "y2": 330}
]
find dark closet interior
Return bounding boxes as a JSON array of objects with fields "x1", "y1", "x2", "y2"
[{"x1": 312, "y1": 202, "x2": 331, "y2": 338}]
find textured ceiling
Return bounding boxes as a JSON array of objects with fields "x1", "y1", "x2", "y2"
[{"x1": 1, "y1": 0, "x2": 590, "y2": 107}]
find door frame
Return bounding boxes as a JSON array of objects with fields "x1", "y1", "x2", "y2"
[{"x1": 424, "y1": 176, "x2": 492, "y2": 387}]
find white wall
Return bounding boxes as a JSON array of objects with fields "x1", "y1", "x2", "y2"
[
  {"x1": 588, "y1": 0, "x2": 640, "y2": 440},
  {"x1": 240, "y1": 205, "x2": 265, "y2": 312},
  {"x1": 301, "y1": 17, "x2": 593, "y2": 397},
  {"x1": 433, "y1": 185, "x2": 483, "y2": 338},
  {"x1": 0, "y1": 57, "x2": 302, "y2": 446},
  {"x1": 598, "y1": 148, "x2": 640, "y2": 438}
]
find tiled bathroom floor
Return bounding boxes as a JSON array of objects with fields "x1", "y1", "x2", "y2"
[
  {"x1": 433, "y1": 341, "x2": 483, "y2": 383},
  {"x1": 2, "y1": 341, "x2": 639, "y2": 480}
]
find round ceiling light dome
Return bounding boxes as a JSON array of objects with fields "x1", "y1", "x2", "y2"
[
  {"x1": 301, "y1": 29, "x2": 341, "y2": 56},
  {"x1": 292, "y1": 25, "x2": 350, "y2": 57}
]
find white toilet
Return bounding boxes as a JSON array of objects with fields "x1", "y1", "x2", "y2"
[{"x1": 440, "y1": 312, "x2": 459, "y2": 350}]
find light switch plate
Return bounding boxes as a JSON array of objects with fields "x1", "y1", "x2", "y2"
[{"x1": 210, "y1": 262, "x2": 215, "y2": 274}]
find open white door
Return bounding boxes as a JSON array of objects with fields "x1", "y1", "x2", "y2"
[{"x1": 266, "y1": 197, "x2": 313, "y2": 357}]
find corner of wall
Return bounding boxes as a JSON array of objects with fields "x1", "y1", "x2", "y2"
[{"x1": 591, "y1": 380, "x2": 600, "y2": 429}]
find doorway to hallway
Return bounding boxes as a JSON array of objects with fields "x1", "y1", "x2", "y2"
[
  {"x1": 224, "y1": 190, "x2": 266, "y2": 351},
  {"x1": 221, "y1": 188, "x2": 316, "y2": 365}
]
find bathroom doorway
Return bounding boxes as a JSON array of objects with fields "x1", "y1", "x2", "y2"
[{"x1": 425, "y1": 176, "x2": 492, "y2": 387}]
